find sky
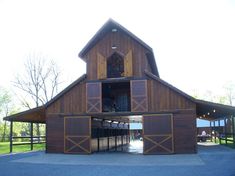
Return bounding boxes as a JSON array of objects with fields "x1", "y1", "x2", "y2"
[
  {"x1": 1, "y1": 0, "x2": 235, "y2": 95},
  {"x1": 1, "y1": 0, "x2": 234, "y2": 127}
]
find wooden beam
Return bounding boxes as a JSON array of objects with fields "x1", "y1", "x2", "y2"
[
  {"x1": 224, "y1": 117, "x2": 227, "y2": 145},
  {"x1": 30, "y1": 122, "x2": 33, "y2": 151},
  {"x1": 121, "y1": 135, "x2": 124, "y2": 151},
  {"x1": 218, "y1": 120, "x2": 221, "y2": 144},
  {"x1": 9, "y1": 121, "x2": 13, "y2": 153},
  {"x1": 213, "y1": 121, "x2": 216, "y2": 143},
  {"x1": 97, "y1": 128, "x2": 100, "y2": 152},
  {"x1": 115, "y1": 134, "x2": 117, "y2": 151},
  {"x1": 232, "y1": 116, "x2": 235, "y2": 148}
]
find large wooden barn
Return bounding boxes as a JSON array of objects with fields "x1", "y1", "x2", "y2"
[{"x1": 5, "y1": 19, "x2": 235, "y2": 154}]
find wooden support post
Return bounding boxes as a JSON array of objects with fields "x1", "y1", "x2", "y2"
[
  {"x1": 210, "y1": 121, "x2": 212, "y2": 142},
  {"x1": 121, "y1": 135, "x2": 123, "y2": 151},
  {"x1": 213, "y1": 121, "x2": 216, "y2": 143},
  {"x1": 9, "y1": 121, "x2": 13, "y2": 153},
  {"x1": 231, "y1": 116, "x2": 235, "y2": 147},
  {"x1": 115, "y1": 130, "x2": 117, "y2": 151},
  {"x1": 218, "y1": 120, "x2": 221, "y2": 144},
  {"x1": 30, "y1": 122, "x2": 33, "y2": 151},
  {"x1": 107, "y1": 129, "x2": 110, "y2": 151},
  {"x1": 97, "y1": 128, "x2": 100, "y2": 152},
  {"x1": 126, "y1": 129, "x2": 128, "y2": 144},
  {"x1": 224, "y1": 117, "x2": 227, "y2": 145}
]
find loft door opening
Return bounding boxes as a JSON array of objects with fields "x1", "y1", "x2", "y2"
[
  {"x1": 102, "y1": 82, "x2": 130, "y2": 112},
  {"x1": 107, "y1": 52, "x2": 124, "y2": 78}
]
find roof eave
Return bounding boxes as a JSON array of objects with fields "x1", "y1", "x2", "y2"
[{"x1": 3, "y1": 106, "x2": 46, "y2": 123}]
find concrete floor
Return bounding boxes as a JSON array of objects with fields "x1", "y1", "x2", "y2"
[
  {"x1": 109, "y1": 140, "x2": 143, "y2": 154},
  {"x1": 0, "y1": 143, "x2": 235, "y2": 176}
]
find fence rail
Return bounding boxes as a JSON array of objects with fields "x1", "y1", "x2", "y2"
[{"x1": 9, "y1": 121, "x2": 46, "y2": 153}]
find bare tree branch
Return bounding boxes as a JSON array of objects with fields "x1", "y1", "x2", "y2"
[
  {"x1": 13, "y1": 53, "x2": 61, "y2": 142},
  {"x1": 13, "y1": 54, "x2": 61, "y2": 108}
]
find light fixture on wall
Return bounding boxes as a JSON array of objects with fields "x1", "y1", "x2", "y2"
[
  {"x1": 111, "y1": 45, "x2": 117, "y2": 49},
  {"x1": 112, "y1": 28, "x2": 117, "y2": 32}
]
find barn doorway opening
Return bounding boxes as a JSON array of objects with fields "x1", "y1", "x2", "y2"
[
  {"x1": 102, "y1": 82, "x2": 130, "y2": 112},
  {"x1": 128, "y1": 121, "x2": 143, "y2": 154},
  {"x1": 91, "y1": 115, "x2": 143, "y2": 154},
  {"x1": 107, "y1": 52, "x2": 124, "y2": 78}
]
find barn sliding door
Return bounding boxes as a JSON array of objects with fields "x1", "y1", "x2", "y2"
[
  {"x1": 131, "y1": 80, "x2": 148, "y2": 112},
  {"x1": 64, "y1": 116, "x2": 91, "y2": 154},
  {"x1": 86, "y1": 82, "x2": 102, "y2": 113},
  {"x1": 143, "y1": 114, "x2": 174, "y2": 154}
]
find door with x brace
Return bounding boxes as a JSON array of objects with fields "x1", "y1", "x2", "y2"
[
  {"x1": 143, "y1": 114, "x2": 174, "y2": 154},
  {"x1": 131, "y1": 80, "x2": 148, "y2": 112},
  {"x1": 64, "y1": 116, "x2": 91, "y2": 154},
  {"x1": 86, "y1": 82, "x2": 102, "y2": 113}
]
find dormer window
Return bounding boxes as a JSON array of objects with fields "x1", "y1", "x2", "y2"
[{"x1": 107, "y1": 52, "x2": 124, "y2": 78}]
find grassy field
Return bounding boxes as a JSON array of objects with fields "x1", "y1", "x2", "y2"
[{"x1": 0, "y1": 142, "x2": 45, "y2": 154}]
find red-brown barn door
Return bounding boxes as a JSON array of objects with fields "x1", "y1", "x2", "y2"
[
  {"x1": 131, "y1": 80, "x2": 148, "y2": 112},
  {"x1": 86, "y1": 82, "x2": 102, "y2": 113},
  {"x1": 64, "y1": 116, "x2": 91, "y2": 154},
  {"x1": 143, "y1": 114, "x2": 174, "y2": 154}
]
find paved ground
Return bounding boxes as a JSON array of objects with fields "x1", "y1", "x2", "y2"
[{"x1": 0, "y1": 143, "x2": 235, "y2": 176}]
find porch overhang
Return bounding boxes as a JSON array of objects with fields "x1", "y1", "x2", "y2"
[
  {"x1": 3, "y1": 106, "x2": 46, "y2": 123},
  {"x1": 196, "y1": 99, "x2": 235, "y2": 121}
]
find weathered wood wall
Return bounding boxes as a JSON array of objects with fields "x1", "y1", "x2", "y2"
[
  {"x1": 46, "y1": 81, "x2": 86, "y2": 114},
  {"x1": 84, "y1": 30, "x2": 152, "y2": 80},
  {"x1": 146, "y1": 79, "x2": 197, "y2": 154},
  {"x1": 173, "y1": 110, "x2": 197, "y2": 153},
  {"x1": 148, "y1": 79, "x2": 195, "y2": 112},
  {"x1": 46, "y1": 115, "x2": 64, "y2": 153}
]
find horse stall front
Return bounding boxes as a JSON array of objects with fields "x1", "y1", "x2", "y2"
[{"x1": 91, "y1": 117, "x2": 130, "y2": 152}]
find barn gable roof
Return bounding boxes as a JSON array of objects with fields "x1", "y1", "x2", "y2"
[{"x1": 78, "y1": 19, "x2": 159, "y2": 77}]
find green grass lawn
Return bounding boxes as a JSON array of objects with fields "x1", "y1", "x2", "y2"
[
  {"x1": 0, "y1": 142, "x2": 45, "y2": 154},
  {"x1": 213, "y1": 138, "x2": 235, "y2": 149}
]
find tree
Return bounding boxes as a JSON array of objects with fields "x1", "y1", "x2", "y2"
[
  {"x1": 0, "y1": 87, "x2": 19, "y2": 142},
  {"x1": 223, "y1": 82, "x2": 235, "y2": 106},
  {"x1": 13, "y1": 54, "x2": 61, "y2": 140}
]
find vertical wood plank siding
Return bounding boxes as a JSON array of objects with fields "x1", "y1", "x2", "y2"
[
  {"x1": 173, "y1": 110, "x2": 197, "y2": 153},
  {"x1": 84, "y1": 31, "x2": 152, "y2": 80},
  {"x1": 46, "y1": 115, "x2": 64, "y2": 153},
  {"x1": 46, "y1": 82, "x2": 86, "y2": 114},
  {"x1": 147, "y1": 79, "x2": 195, "y2": 112}
]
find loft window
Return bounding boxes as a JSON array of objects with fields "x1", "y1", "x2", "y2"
[
  {"x1": 102, "y1": 82, "x2": 130, "y2": 112},
  {"x1": 107, "y1": 52, "x2": 124, "y2": 78}
]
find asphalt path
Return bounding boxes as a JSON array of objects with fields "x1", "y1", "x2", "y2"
[{"x1": 0, "y1": 144, "x2": 234, "y2": 176}]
